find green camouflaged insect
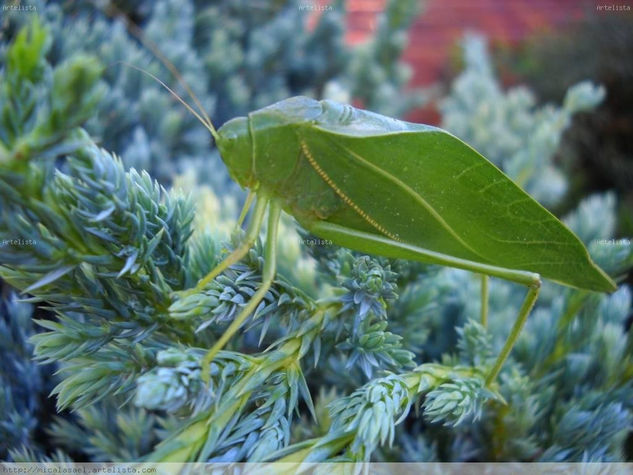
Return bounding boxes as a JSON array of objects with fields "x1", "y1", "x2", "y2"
[{"x1": 163, "y1": 93, "x2": 614, "y2": 386}]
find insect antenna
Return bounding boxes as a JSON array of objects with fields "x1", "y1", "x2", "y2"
[
  {"x1": 111, "y1": 61, "x2": 219, "y2": 143},
  {"x1": 98, "y1": 1, "x2": 220, "y2": 143}
]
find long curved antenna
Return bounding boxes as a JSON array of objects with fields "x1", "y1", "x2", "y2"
[
  {"x1": 98, "y1": 1, "x2": 219, "y2": 141},
  {"x1": 113, "y1": 61, "x2": 220, "y2": 143}
]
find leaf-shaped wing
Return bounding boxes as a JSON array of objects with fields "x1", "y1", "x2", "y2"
[{"x1": 296, "y1": 114, "x2": 614, "y2": 292}]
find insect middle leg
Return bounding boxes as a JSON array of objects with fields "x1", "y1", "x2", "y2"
[{"x1": 201, "y1": 199, "x2": 282, "y2": 382}]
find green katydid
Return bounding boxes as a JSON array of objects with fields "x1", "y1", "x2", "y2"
[
  {"x1": 165, "y1": 92, "x2": 616, "y2": 386},
  {"x1": 117, "y1": 32, "x2": 616, "y2": 389}
]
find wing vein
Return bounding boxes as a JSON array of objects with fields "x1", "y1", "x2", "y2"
[
  {"x1": 338, "y1": 143, "x2": 488, "y2": 261},
  {"x1": 300, "y1": 141, "x2": 401, "y2": 242}
]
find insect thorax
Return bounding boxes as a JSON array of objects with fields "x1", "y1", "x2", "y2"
[{"x1": 217, "y1": 97, "x2": 341, "y2": 222}]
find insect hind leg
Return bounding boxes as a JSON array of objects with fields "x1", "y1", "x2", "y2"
[
  {"x1": 305, "y1": 220, "x2": 542, "y2": 387},
  {"x1": 484, "y1": 281, "x2": 540, "y2": 386}
]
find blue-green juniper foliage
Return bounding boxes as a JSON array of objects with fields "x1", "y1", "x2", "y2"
[{"x1": 1, "y1": 5, "x2": 632, "y2": 465}]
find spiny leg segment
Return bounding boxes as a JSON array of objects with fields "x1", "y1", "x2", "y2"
[{"x1": 201, "y1": 199, "x2": 282, "y2": 383}]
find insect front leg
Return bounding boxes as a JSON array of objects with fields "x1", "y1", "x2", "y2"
[
  {"x1": 200, "y1": 199, "x2": 282, "y2": 383},
  {"x1": 235, "y1": 190, "x2": 256, "y2": 229},
  {"x1": 192, "y1": 196, "x2": 268, "y2": 293}
]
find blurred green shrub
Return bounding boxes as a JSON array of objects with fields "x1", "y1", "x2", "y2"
[{"x1": 497, "y1": 14, "x2": 633, "y2": 236}]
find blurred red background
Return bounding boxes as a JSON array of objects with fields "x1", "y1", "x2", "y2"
[{"x1": 337, "y1": 0, "x2": 595, "y2": 123}]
